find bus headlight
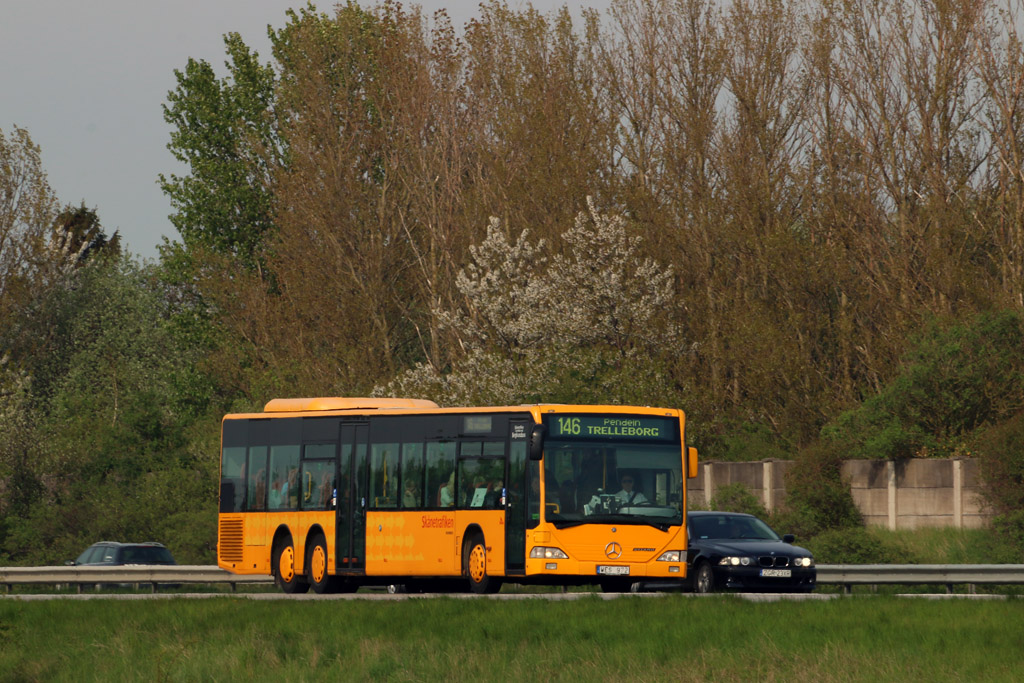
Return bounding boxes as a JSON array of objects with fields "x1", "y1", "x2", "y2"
[
  {"x1": 719, "y1": 556, "x2": 751, "y2": 566},
  {"x1": 530, "y1": 546, "x2": 569, "y2": 560},
  {"x1": 657, "y1": 551, "x2": 681, "y2": 562}
]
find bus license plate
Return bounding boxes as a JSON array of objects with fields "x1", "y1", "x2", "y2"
[
  {"x1": 597, "y1": 566, "x2": 630, "y2": 576},
  {"x1": 760, "y1": 569, "x2": 791, "y2": 578}
]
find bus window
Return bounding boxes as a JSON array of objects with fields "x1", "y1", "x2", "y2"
[
  {"x1": 221, "y1": 446, "x2": 246, "y2": 513},
  {"x1": 269, "y1": 444, "x2": 299, "y2": 510},
  {"x1": 427, "y1": 442, "x2": 456, "y2": 508},
  {"x1": 301, "y1": 459, "x2": 335, "y2": 510},
  {"x1": 401, "y1": 442, "x2": 424, "y2": 508},
  {"x1": 371, "y1": 443, "x2": 399, "y2": 508},
  {"x1": 459, "y1": 458, "x2": 505, "y2": 509},
  {"x1": 247, "y1": 446, "x2": 268, "y2": 511},
  {"x1": 527, "y1": 460, "x2": 541, "y2": 528}
]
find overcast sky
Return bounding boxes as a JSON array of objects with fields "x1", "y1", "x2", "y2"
[{"x1": 2, "y1": 1, "x2": 610, "y2": 260}]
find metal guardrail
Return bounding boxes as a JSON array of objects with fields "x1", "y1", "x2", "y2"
[
  {"x1": 3, "y1": 564, "x2": 1024, "y2": 594},
  {"x1": 0, "y1": 565, "x2": 274, "y2": 593},
  {"x1": 817, "y1": 564, "x2": 1024, "y2": 594}
]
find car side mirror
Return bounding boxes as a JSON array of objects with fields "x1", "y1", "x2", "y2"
[{"x1": 783, "y1": 534, "x2": 795, "y2": 544}]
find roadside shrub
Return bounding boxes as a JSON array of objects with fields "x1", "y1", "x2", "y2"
[
  {"x1": 972, "y1": 411, "x2": 1024, "y2": 557},
  {"x1": 973, "y1": 411, "x2": 1024, "y2": 515},
  {"x1": 709, "y1": 482, "x2": 769, "y2": 518},
  {"x1": 774, "y1": 443, "x2": 862, "y2": 540},
  {"x1": 805, "y1": 527, "x2": 914, "y2": 564}
]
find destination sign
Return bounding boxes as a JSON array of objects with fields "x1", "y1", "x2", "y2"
[{"x1": 546, "y1": 415, "x2": 676, "y2": 442}]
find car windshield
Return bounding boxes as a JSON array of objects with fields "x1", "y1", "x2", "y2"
[
  {"x1": 542, "y1": 438, "x2": 683, "y2": 528},
  {"x1": 689, "y1": 514, "x2": 781, "y2": 541}
]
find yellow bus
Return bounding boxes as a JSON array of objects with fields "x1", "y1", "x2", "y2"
[{"x1": 217, "y1": 397, "x2": 699, "y2": 593}]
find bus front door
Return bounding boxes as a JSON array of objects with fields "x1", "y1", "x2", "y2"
[
  {"x1": 338, "y1": 422, "x2": 368, "y2": 572},
  {"x1": 506, "y1": 419, "x2": 529, "y2": 575}
]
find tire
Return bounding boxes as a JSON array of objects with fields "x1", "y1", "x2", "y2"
[
  {"x1": 463, "y1": 533, "x2": 502, "y2": 594},
  {"x1": 274, "y1": 539, "x2": 310, "y2": 594},
  {"x1": 694, "y1": 562, "x2": 715, "y2": 594},
  {"x1": 306, "y1": 534, "x2": 331, "y2": 594}
]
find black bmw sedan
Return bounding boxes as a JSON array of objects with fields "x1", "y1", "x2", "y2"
[{"x1": 687, "y1": 511, "x2": 815, "y2": 593}]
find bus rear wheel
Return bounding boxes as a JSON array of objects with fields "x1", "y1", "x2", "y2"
[
  {"x1": 306, "y1": 535, "x2": 331, "y2": 594},
  {"x1": 463, "y1": 534, "x2": 502, "y2": 595},
  {"x1": 274, "y1": 539, "x2": 310, "y2": 594}
]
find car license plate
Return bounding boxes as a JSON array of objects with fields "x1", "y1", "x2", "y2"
[
  {"x1": 597, "y1": 565, "x2": 630, "y2": 576},
  {"x1": 760, "y1": 569, "x2": 792, "y2": 578}
]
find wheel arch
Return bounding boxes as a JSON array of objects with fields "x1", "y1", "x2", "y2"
[
  {"x1": 271, "y1": 525, "x2": 295, "y2": 574},
  {"x1": 461, "y1": 524, "x2": 485, "y2": 549}
]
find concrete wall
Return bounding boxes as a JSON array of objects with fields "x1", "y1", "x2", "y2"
[{"x1": 686, "y1": 458, "x2": 989, "y2": 530}]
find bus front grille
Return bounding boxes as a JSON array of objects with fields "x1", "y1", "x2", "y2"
[{"x1": 219, "y1": 517, "x2": 244, "y2": 562}]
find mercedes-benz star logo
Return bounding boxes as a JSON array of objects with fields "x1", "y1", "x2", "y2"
[{"x1": 605, "y1": 542, "x2": 623, "y2": 559}]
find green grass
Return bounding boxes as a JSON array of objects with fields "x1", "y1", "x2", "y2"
[{"x1": 2, "y1": 595, "x2": 1023, "y2": 681}]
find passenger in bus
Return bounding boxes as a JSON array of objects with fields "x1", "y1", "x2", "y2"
[
  {"x1": 484, "y1": 479, "x2": 504, "y2": 508},
  {"x1": 403, "y1": 479, "x2": 420, "y2": 508},
  {"x1": 468, "y1": 476, "x2": 487, "y2": 507},
  {"x1": 614, "y1": 475, "x2": 648, "y2": 506},
  {"x1": 319, "y1": 472, "x2": 333, "y2": 509},
  {"x1": 269, "y1": 473, "x2": 284, "y2": 508},
  {"x1": 439, "y1": 472, "x2": 456, "y2": 507},
  {"x1": 250, "y1": 469, "x2": 266, "y2": 511},
  {"x1": 287, "y1": 468, "x2": 299, "y2": 508}
]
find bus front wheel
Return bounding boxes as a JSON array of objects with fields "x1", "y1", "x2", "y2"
[
  {"x1": 463, "y1": 534, "x2": 502, "y2": 594},
  {"x1": 274, "y1": 539, "x2": 310, "y2": 594}
]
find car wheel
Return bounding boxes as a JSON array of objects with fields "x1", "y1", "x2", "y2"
[
  {"x1": 694, "y1": 562, "x2": 715, "y2": 594},
  {"x1": 463, "y1": 533, "x2": 502, "y2": 594},
  {"x1": 273, "y1": 538, "x2": 310, "y2": 594},
  {"x1": 306, "y1": 534, "x2": 331, "y2": 594}
]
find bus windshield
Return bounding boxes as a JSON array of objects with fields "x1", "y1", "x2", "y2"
[{"x1": 541, "y1": 414, "x2": 683, "y2": 529}]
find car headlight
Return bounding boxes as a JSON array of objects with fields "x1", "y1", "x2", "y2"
[
  {"x1": 793, "y1": 556, "x2": 814, "y2": 567},
  {"x1": 718, "y1": 556, "x2": 751, "y2": 566},
  {"x1": 657, "y1": 551, "x2": 681, "y2": 562},
  {"x1": 530, "y1": 546, "x2": 569, "y2": 560}
]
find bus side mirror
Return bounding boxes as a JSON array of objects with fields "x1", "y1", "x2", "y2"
[
  {"x1": 529, "y1": 424, "x2": 546, "y2": 461},
  {"x1": 687, "y1": 447, "x2": 699, "y2": 478}
]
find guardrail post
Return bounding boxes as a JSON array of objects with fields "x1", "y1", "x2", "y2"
[
  {"x1": 953, "y1": 459, "x2": 963, "y2": 529},
  {"x1": 887, "y1": 460, "x2": 897, "y2": 530}
]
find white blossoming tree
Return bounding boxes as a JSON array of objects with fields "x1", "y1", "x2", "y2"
[{"x1": 380, "y1": 198, "x2": 685, "y2": 406}]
